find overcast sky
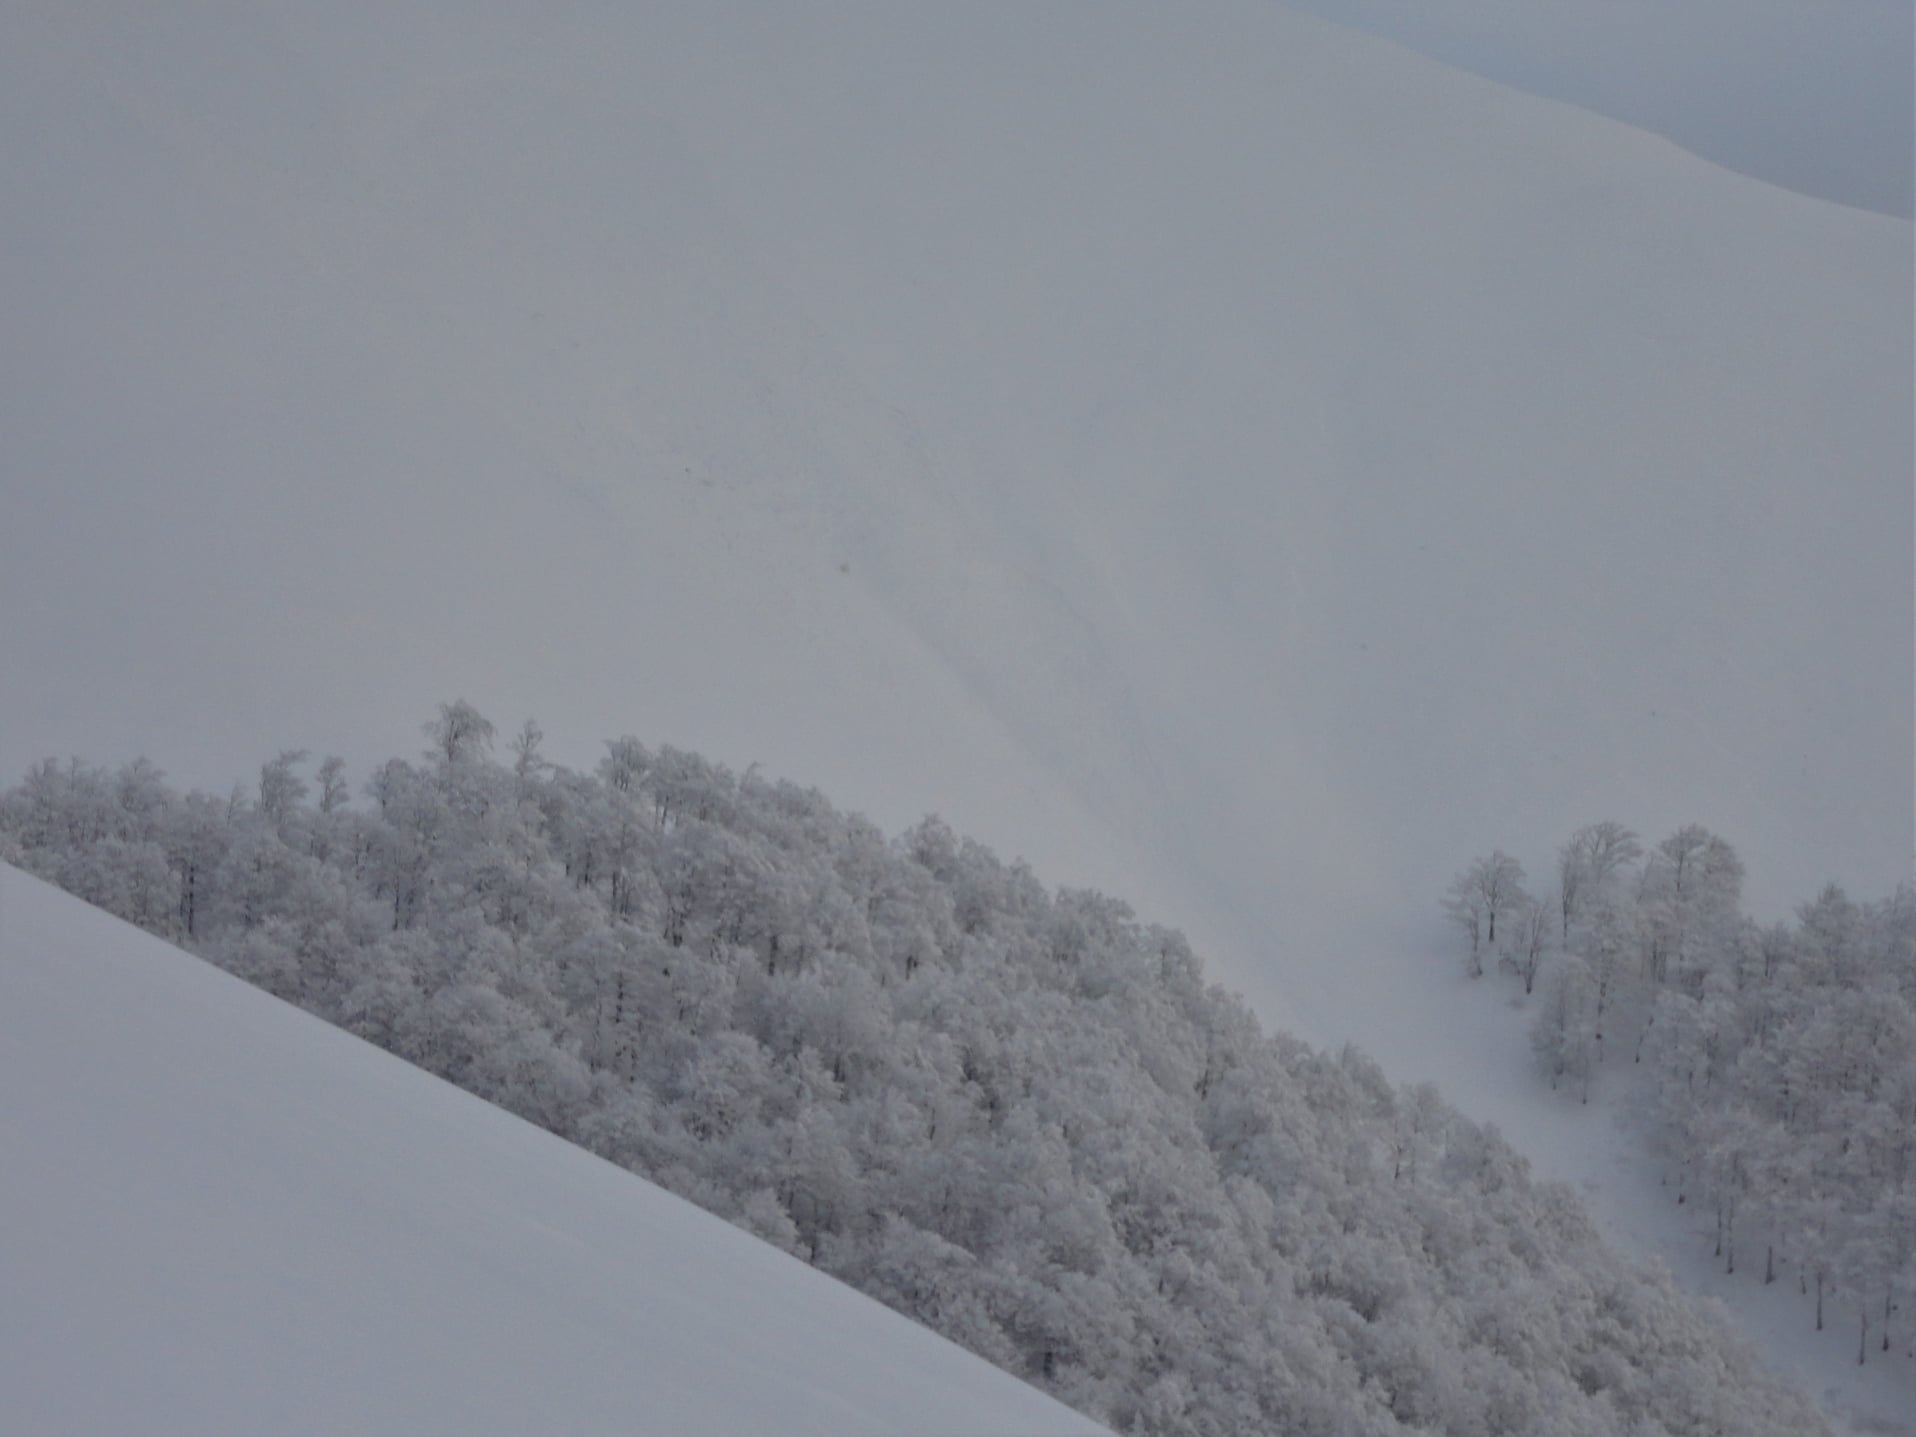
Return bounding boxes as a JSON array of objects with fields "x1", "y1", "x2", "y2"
[{"x1": 1284, "y1": 0, "x2": 1915, "y2": 217}]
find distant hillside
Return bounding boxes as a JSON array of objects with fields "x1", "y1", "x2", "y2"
[{"x1": 1, "y1": 723, "x2": 1828, "y2": 1435}]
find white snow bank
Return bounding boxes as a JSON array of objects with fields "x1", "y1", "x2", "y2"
[{"x1": 0, "y1": 864, "x2": 1110, "y2": 1437}]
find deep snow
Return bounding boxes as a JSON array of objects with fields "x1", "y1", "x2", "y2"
[
  {"x1": 0, "y1": 863, "x2": 1112, "y2": 1437},
  {"x1": 1, "y1": 2, "x2": 1909, "y2": 1428}
]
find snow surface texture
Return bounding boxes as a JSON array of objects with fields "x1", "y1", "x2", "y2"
[
  {"x1": 2, "y1": 2, "x2": 1910, "y2": 1428},
  {"x1": 0, "y1": 863, "x2": 1112, "y2": 1437}
]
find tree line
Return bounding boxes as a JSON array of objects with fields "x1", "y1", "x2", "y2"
[
  {"x1": 0, "y1": 707, "x2": 1827, "y2": 1435},
  {"x1": 1447, "y1": 824, "x2": 1916, "y2": 1369}
]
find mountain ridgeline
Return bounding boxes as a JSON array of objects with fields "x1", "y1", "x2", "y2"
[{"x1": 1, "y1": 708, "x2": 1826, "y2": 1435}]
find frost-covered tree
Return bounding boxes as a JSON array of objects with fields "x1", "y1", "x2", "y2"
[
  {"x1": 1557, "y1": 820, "x2": 1640, "y2": 940},
  {"x1": 1443, "y1": 850, "x2": 1529, "y2": 976},
  {"x1": 4, "y1": 730, "x2": 1836, "y2": 1436},
  {"x1": 424, "y1": 699, "x2": 495, "y2": 765},
  {"x1": 1501, "y1": 893, "x2": 1554, "y2": 994},
  {"x1": 257, "y1": 749, "x2": 310, "y2": 836},
  {"x1": 1479, "y1": 818, "x2": 1913, "y2": 1358},
  {"x1": 1637, "y1": 824, "x2": 1743, "y2": 989},
  {"x1": 1533, "y1": 955, "x2": 1598, "y2": 1100},
  {"x1": 510, "y1": 719, "x2": 547, "y2": 780}
]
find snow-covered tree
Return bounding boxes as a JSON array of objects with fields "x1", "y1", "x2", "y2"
[
  {"x1": 1480, "y1": 818, "x2": 1914, "y2": 1356},
  {"x1": 1444, "y1": 850, "x2": 1529, "y2": 976},
  {"x1": 3, "y1": 730, "x2": 1836, "y2": 1436},
  {"x1": 1501, "y1": 893, "x2": 1554, "y2": 995},
  {"x1": 1557, "y1": 820, "x2": 1641, "y2": 940},
  {"x1": 424, "y1": 699, "x2": 495, "y2": 765}
]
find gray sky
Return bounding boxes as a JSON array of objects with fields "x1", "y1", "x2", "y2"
[{"x1": 1284, "y1": 0, "x2": 1915, "y2": 217}]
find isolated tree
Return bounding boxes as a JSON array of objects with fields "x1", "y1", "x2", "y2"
[
  {"x1": 1445, "y1": 851, "x2": 1530, "y2": 976},
  {"x1": 1502, "y1": 894, "x2": 1553, "y2": 995},
  {"x1": 424, "y1": 699, "x2": 495, "y2": 765}
]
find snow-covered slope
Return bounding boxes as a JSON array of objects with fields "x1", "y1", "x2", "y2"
[
  {"x1": 2, "y1": 3, "x2": 1909, "y2": 1424},
  {"x1": 1280, "y1": 0, "x2": 1915, "y2": 217},
  {"x1": 0, "y1": 862, "x2": 1110, "y2": 1437},
  {"x1": 4, "y1": 1, "x2": 1905, "y2": 975}
]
